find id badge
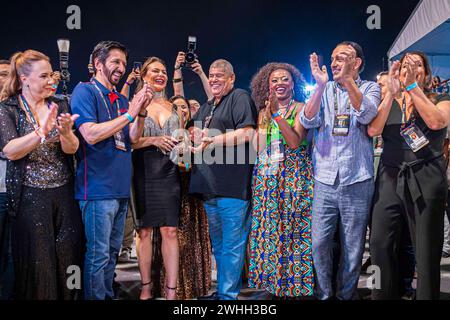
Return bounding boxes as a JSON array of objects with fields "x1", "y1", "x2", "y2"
[
  {"x1": 114, "y1": 131, "x2": 127, "y2": 151},
  {"x1": 400, "y1": 123, "x2": 429, "y2": 153},
  {"x1": 270, "y1": 139, "x2": 285, "y2": 162},
  {"x1": 333, "y1": 114, "x2": 350, "y2": 136}
]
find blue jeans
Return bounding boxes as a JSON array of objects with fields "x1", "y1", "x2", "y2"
[
  {"x1": 80, "y1": 199, "x2": 128, "y2": 300},
  {"x1": 0, "y1": 193, "x2": 14, "y2": 300},
  {"x1": 312, "y1": 178, "x2": 374, "y2": 300},
  {"x1": 203, "y1": 197, "x2": 251, "y2": 300}
]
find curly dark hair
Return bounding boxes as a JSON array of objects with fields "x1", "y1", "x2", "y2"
[{"x1": 250, "y1": 62, "x2": 306, "y2": 110}]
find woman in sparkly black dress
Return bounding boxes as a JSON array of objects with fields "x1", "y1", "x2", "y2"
[{"x1": 0, "y1": 50, "x2": 83, "y2": 300}]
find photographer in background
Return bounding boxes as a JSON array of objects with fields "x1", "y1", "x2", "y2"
[{"x1": 173, "y1": 52, "x2": 213, "y2": 103}]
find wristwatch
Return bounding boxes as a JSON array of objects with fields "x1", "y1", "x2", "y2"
[
  {"x1": 138, "y1": 110, "x2": 148, "y2": 118},
  {"x1": 34, "y1": 127, "x2": 46, "y2": 144}
]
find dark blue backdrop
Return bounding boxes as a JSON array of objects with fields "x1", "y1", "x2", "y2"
[{"x1": 0, "y1": 0, "x2": 419, "y2": 102}]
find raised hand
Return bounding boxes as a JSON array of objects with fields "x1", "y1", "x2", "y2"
[
  {"x1": 191, "y1": 60, "x2": 204, "y2": 75},
  {"x1": 175, "y1": 52, "x2": 186, "y2": 69},
  {"x1": 403, "y1": 54, "x2": 419, "y2": 88},
  {"x1": 388, "y1": 61, "x2": 401, "y2": 97},
  {"x1": 126, "y1": 69, "x2": 141, "y2": 85},
  {"x1": 56, "y1": 113, "x2": 80, "y2": 137},
  {"x1": 310, "y1": 52, "x2": 329, "y2": 86},
  {"x1": 41, "y1": 102, "x2": 58, "y2": 137},
  {"x1": 129, "y1": 82, "x2": 154, "y2": 117},
  {"x1": 267, "y1": 91, "x2": 279, "y2": 115},
  {"x1": 335, "y1": 46, "x2": 357, "y2": 83}
]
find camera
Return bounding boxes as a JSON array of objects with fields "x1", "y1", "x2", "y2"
[{"x1": 181, "y1": 36, "x2": 198, "y2": 69}]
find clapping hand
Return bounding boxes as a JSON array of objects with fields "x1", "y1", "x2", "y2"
[
  {"x1": 266, "y1": 91, "x2": 279, "y2": 115},
  {"x1": 387, "y1": 61, "x2": 401, "y2": 97},
  {"x1": 310, "y1": 52, "x2": 329, "y2": 86},
  {"x1": 41, "y1": 102, "x2": 59, "y2": 137},
  {"x1": 402, "y1": 54, "x2": 420, "y2": 88},
  {"x1": 129, "y1": 82, "x2": 154, "y2": 117},
  {"x1": 56, "y1": 113, "x2": 80, "y2": 137},
  {"x1": 334, "y1": 46, "x2": 357, "y2": 84}
]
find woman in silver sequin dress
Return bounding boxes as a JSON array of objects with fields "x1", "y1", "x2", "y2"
[
  {"x1": 131, "y1": 57, "x2": 184, "y2": 300},
  {"x1": 0, "y1": 50, "x2": 83, "y2": 300}
]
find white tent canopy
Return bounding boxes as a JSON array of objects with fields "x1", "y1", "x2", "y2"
[{"x1": 388, "y1": 0, "x2": 450, "y2": 79}]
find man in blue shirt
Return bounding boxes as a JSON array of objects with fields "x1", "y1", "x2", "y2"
[
  {"x1": 71, "y1": 41, "x2": 152, "y2": 300},
  {"x1": 300, "y1": 41, "x2": 381, "y2": 300}
]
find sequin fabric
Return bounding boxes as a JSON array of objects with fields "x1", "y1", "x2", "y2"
[
  {"x1": 143, "y1": 106, "x2": 180, "y2": 153},
  {"x1": 22, "y1": 120, "x2": 71, "y2": 188},
  {"x1": 0, "y1": 95, "x2": 75, "y2": 216}
]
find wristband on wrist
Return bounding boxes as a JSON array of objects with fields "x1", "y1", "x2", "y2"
[
  {"x1": 173, "y1": 78, "x2": 183, "y2": 83},
  {"x1": 124, "y1": 112, "x2": 134, "y2": 123},
  {"x1": 273, "y1": 115, "x2": 283, "y2": 122},
  {"x1": 406, "y1": 82, "x2": 418, "y2": 92},
  {"x1": 272, "y1": 111, "x2": 281, "y2": 119},
  {"x1": 125, "y1": 81, "x2": 132, "y2": 86}
]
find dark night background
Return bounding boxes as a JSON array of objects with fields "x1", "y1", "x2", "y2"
[{"x1": 0, "y1": 0, "x2": 420, "y2": 102}]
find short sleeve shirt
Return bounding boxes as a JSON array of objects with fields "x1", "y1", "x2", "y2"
[
  {"x1": 189, "y1": 88, "x2": 258, "y2": 200},
  {"x1": 71, "y1": 78, "x2": 132, "y2": 201}
]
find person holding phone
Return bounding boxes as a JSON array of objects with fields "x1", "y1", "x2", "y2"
[{"x1": 120, "y1": 62, "x2": 142, "y2": 99}]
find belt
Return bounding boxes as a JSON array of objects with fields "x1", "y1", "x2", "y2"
[{"x1": 383, "y1": 153, "x2": 443, "y2": 212}]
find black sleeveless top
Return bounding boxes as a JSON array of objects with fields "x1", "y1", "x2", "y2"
[{"x1": 381, "y1": 94, "x2": 450, "y2": 166}]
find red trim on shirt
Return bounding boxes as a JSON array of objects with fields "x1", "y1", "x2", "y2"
[{"x1": 83, "y1": 142, "x2": 88, "y2": 201}]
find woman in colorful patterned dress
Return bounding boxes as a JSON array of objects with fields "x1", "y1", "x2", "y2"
[{"x1": 248, "y1": 62, "x2": 314, "y2": 298}]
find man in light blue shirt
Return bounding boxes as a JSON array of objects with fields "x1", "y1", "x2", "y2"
[{"x1": 300, "y1": 41, "x2": 381, "y2": 300}]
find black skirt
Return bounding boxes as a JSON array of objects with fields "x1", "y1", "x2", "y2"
[{"x1": 133, "y1": 146, "x2": 181, "y2": 228}]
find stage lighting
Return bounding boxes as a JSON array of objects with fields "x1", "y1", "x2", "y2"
[{"x1": 305, "y1": 84, "x2": 316, "y2": 92}]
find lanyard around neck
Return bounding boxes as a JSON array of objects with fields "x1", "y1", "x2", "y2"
[
  {"x1": 204, "y1": 99, "x2": 221, "y2": 129},
  {"x1": 267, "y1": 100, "x2": 296, "y2": 145},
  {"x1": 20, "y1": 95, "x2": 50, "y2": 130},
  {"x1": 333, "y1": 84, "x2": 351, "y2": 114},
  {"x1": 91, "y1": 80, "x2": 121, "y2": 121},
  {"x1": 401, "y1": 95, "x2": 416, "y2": 129}
]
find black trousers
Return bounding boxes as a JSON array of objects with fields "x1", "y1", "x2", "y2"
[
  {"x1": 11, "y1": 183, "x2": 84, "y2": 300},
  {"x1": 370, "y1": 158, "x2": 446, "y2": 300}
]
